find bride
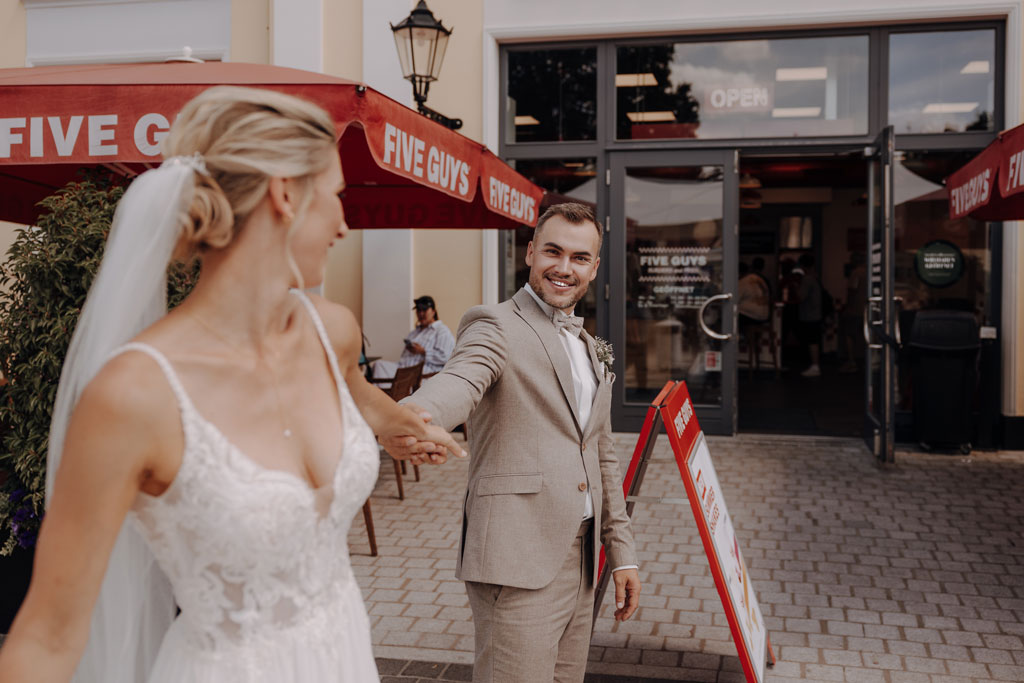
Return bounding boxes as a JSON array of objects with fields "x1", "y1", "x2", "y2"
[{"x1": 0, "y1": 86, "x2": 463, "y2": 682}]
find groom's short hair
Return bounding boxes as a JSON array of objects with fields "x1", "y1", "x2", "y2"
[{"x1": 534, "y1": 203, "x2": 603, "y2": 250}]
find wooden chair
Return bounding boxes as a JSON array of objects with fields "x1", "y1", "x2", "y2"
[
  {"x1": 360, "y1": 501, "x2": 377, "y2": 556},
  {"x1": 370, "y1": 362, "x2": 425, "y2": 499}
]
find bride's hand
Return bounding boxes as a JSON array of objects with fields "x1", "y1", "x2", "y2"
[{"x1": 379, "y1": 403, "x2": 467, "y2": 465}]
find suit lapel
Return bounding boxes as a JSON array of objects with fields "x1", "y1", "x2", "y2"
[
  {"x1": 513, "y1": 289, "x2": 582, "y2": 432},
  {"x1": 581, "y1": 330, "x2": 611, "y2": 441}
]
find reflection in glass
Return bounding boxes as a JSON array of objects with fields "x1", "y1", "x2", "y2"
[
  {"x1": 507, "y1": 48, "x2": 597, "y2": 143},
  {"x1": 889, "y1": 30, "x2": 996, "y2": 134},
  {"x1": 503, "y1": 159, "x2": 599, "y2": 333},
  {"x1": 617, "y1": 36, "x2": 868, "y2": 140},
  {"x1": 625, "y1": 166, "x2": 724, "y2": 405},
  {"x1": 892, "y1": 150, "x2": 990, "y2": 411}
]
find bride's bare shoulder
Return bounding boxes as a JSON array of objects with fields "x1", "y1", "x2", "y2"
[
  {"x1": 77, "y1": 348, "x2": 181, "y2": 432},
  {"x1": 302, "y1": 294, "x2": 360, "y2": 354}
]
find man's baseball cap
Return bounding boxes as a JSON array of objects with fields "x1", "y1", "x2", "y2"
[{"x1": 413, "y1": 296, "x2": 436, "y2": 311}]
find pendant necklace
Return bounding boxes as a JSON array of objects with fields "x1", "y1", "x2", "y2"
[{"x1": 189, "y1": 311, "x2": 295, "y2": 439}]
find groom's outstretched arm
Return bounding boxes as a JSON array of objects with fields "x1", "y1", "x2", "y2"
[
  {"x1": 408, "y1": 306, "x2": 508, "y2": 429},
  {"x1": 381, "y1": 306, "x2": 507, "y2": 461}
]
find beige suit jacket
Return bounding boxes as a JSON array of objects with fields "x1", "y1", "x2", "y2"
[{"x1": 407, "y1": 288, "x2": 637, "y2": 590}]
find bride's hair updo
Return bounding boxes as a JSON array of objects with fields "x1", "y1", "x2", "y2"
[{"x1": 162, "y1": 86, "x2": 338, "y2": 260}]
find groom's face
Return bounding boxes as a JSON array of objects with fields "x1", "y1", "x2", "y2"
[{"x1": 525, "y1": 215, "x2": 601, "y2": 313}]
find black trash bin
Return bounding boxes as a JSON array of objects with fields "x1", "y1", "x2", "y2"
[{"x1": 908, "y1": 310, "x2": 980, "y2": 454}]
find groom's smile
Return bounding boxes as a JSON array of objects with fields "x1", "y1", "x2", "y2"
[{"x1": 525, "y1": 213, "x2": 602, "y2": 313}]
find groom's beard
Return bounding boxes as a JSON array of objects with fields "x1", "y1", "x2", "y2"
[{"x1": 530, "y1": 271, "x2": 589, "y2": 312}]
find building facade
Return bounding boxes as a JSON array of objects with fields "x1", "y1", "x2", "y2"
[{"x1": 2, "y1": 0, "x2": 1023, "y2": 448}]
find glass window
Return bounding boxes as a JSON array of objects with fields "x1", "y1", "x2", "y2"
[
  {"x1": 616, "y1": 36, "x2": 869, "y2": 140},
  {"x1": 889, "y1": 30, "x2": 996, "y2": 134},
  {"x1": 892, "y1": 150, "x2": 991, "y2": 412},
  {"x1": 624, "y1": 165, "x2": 724, "y2": 405},
  {"x1": 506, "y1": 48, "x2": 598, "y2": 143},
  {"x1": 503, "y1": 158, "x2": 599, "y2": 331}
]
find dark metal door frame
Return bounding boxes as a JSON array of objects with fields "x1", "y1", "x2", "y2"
[
  {"x1": 608, "y1": 149, "x2": 740, "y2": 435},
  {"x1": 864, "y1": 126, "x2": 897, "y2": 463}
]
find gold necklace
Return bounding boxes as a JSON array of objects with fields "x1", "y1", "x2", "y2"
[{"x1": 187, "y1": 311, "x2": 295, "y2": 439}]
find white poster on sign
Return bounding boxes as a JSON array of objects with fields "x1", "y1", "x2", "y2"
[{"x1": 687, "y1": 433, "x2": 767, "y2": 682}]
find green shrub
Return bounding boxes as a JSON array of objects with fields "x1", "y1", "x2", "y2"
[{"x1": 0, "y1": 176, "x2": 197, "y2": 555}]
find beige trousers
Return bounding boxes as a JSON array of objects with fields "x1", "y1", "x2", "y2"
[{"x1": 464, "y1": 520, "x2": 595, "y2": 683}]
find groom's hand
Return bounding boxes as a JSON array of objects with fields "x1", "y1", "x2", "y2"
[
  {"x1": 612, "y1": 568, "x2": 641, "y2": 621},
  {"x1": 379, "y1": 403, "x2": 466, "y2": 465}
]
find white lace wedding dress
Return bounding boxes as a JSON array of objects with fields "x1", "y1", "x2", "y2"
[{"x1": 111, "y1": 293, "x2": 380, "y2": 682}]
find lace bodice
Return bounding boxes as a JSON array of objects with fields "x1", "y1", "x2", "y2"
[{"x1": 119, "y1": 293, "x2": 379, "y2": 659}]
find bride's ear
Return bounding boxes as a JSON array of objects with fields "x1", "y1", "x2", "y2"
[{"x1": 267, "y1": 177, "x2": 295, "y2": 223}]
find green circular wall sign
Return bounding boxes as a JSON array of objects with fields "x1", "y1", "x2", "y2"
[{"x1": 915, "y1": 240, "x2": 964, "y2": 288}]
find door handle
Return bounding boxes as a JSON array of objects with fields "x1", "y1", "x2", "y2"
[{"x1": 698, "y1": 293, "x2": 732, "y2": 341}]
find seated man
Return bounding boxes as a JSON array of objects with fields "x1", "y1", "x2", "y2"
[{"x1": 372, "y1": 295, "x2": 455, "y2": 384}]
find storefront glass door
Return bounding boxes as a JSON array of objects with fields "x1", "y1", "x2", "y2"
[
  {"x1": 609, "y1": 151, "x2": 739, "y2": 434},
  {"x1": 864, "y1": 127, "x2": 897, "y2": 462}
]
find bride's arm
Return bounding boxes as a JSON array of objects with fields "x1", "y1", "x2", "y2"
[
  {"x1": 306, "y1": 295, "x2": 465, "y2": 463},
  {"x1": 0, "y1": 357, "x2": 177, "y2": 682}
]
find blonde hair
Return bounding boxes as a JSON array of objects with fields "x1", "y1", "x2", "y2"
[{"x1": 162, "y1": 86, "x2": 338, "y2": 280}]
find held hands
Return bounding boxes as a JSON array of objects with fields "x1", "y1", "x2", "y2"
[
  {"x1": 405, "y1": 341, "x2": 426, "y2": 355},
  {"x1": 612, "y1": 568, "x2": 641, "y2": 621},
  {"x1": 380, "y1": 403, "x2": 467, "y2": 466}
]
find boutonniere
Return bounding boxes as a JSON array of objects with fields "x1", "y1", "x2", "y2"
[{"x1": 593, "y1": 336, "x2": 615, "y2": 379}]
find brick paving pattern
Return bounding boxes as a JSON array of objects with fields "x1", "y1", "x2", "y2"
[{"x1": 351, "y1": 433, "x2": 1024, "y2": 682}]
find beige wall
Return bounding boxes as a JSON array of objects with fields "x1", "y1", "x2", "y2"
[
  {"x1": 413, "y1": 229, "x2": 482, "y2": 328},
  {"x1": 410, "y1": 0, "x2": 487, "y2": 326},
  {"x1": 0, "y1": 0, "x2": 25, "y2": 67},
  {"x1": 0, "y1": 1, "x2": 25, "y2": 269},
  {"x1": 324, "y1": 0, "x2": 362, "y2": 81},
  {"x1": 231, "y1": 0, "x2": 271, "y2": 63},
  {"x1": 320, "y1": 0, "x2": 364, "y2": 319}
]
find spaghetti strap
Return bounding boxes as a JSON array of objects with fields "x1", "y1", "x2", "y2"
[
  {"x1": 290, "y1": 290, "x2": 346, "y2": 392},
  {"x1": 108, "y1": 341, "x2": 196, "y2": 416}
]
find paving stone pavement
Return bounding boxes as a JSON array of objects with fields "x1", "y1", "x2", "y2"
[{"x1": 351, "y1": 433, "x2": 1024, "y2": 683}]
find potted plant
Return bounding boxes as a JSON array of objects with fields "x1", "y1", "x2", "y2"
[{"x1": 0, "y1": 175, "x2": 196, "y2": 631}]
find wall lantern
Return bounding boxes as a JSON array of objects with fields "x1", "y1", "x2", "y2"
[{"x1": 390, "y1": 0, "x2": 462, "y2": 130}]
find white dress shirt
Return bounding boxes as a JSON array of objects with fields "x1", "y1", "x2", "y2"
[{"x1": 524, "y1": 283, "x2": 597, "y2": 519}]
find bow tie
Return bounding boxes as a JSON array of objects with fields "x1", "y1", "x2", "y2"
[{"x1": 552, "y1": 313, "x2": 584, "y2": 337}]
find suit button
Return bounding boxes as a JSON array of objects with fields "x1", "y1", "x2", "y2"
[
  {"x1": 578, "y1": 482, "x2": 587, "y2": 492},
  {"x1": 582, "y1": 443, "x2": 587, "y2": 451}
]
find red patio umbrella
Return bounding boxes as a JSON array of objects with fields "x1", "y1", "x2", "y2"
[
  {"x1": 0, "y1": 62, "x2": 543, "y2": 229},
  {"x1": 946, "y1": 122, "x2": 1024, "y2": 221}
]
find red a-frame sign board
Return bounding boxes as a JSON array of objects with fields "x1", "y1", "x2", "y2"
[{"x1": 594, "y1": 381, "x2": 775, "y2": 683}]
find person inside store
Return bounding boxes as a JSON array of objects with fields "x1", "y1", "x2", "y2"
[
  {"x1": 778, "y1": 257, "x2": 802, "y2": 369},
  {"x1": 840, "y1": 252, "x2": 867, "y2": 373},
  {"x1": 370, "y1": 295, "x2": 455, "y2": 383},
  {"x1": 797, "y1": 253, "x2": 824, "y2": 377},
  {"x1": 382, "y1": 202, "x2": 641, "y2": 683},
  {"x1": 738, "y1": 258, "x2": 772, "y2": 369},
  {"x1": 0, "y1": 86, "x2": 464, "y2": 683}
]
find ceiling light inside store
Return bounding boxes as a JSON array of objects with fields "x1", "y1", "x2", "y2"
[
  {"x1": 775, "y1": 67, "x2": 827, "y2": 81},
  {"x1": 922, "y1": 102, "x2": 978, "y2": 114},
  {"x1": 626, "y1": 111, "x2": 675, "y2": 122},
  {"x1": 563, "y1": 161, "x2": 585, "y2": 168},
  {"x1": 771, "y1": 107, "x2": 822, "y2": 118},
  {"x1": 514, "y1": 115, "x2": 541, "y2": 126},
  {"x1": 960, "y1": 60, "x2": 990, "y2": 74},
  {"x1": 616, "y1": 73, "x2": 658, "y2": 87}
]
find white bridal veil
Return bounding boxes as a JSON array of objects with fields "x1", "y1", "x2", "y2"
[{"x1": 46, "y1": 156, "x2": 204, "y2": 683}]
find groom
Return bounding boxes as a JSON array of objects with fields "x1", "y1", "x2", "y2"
[{"x1": 386, "y1": 203, "x2": 640, "y2": 682}]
